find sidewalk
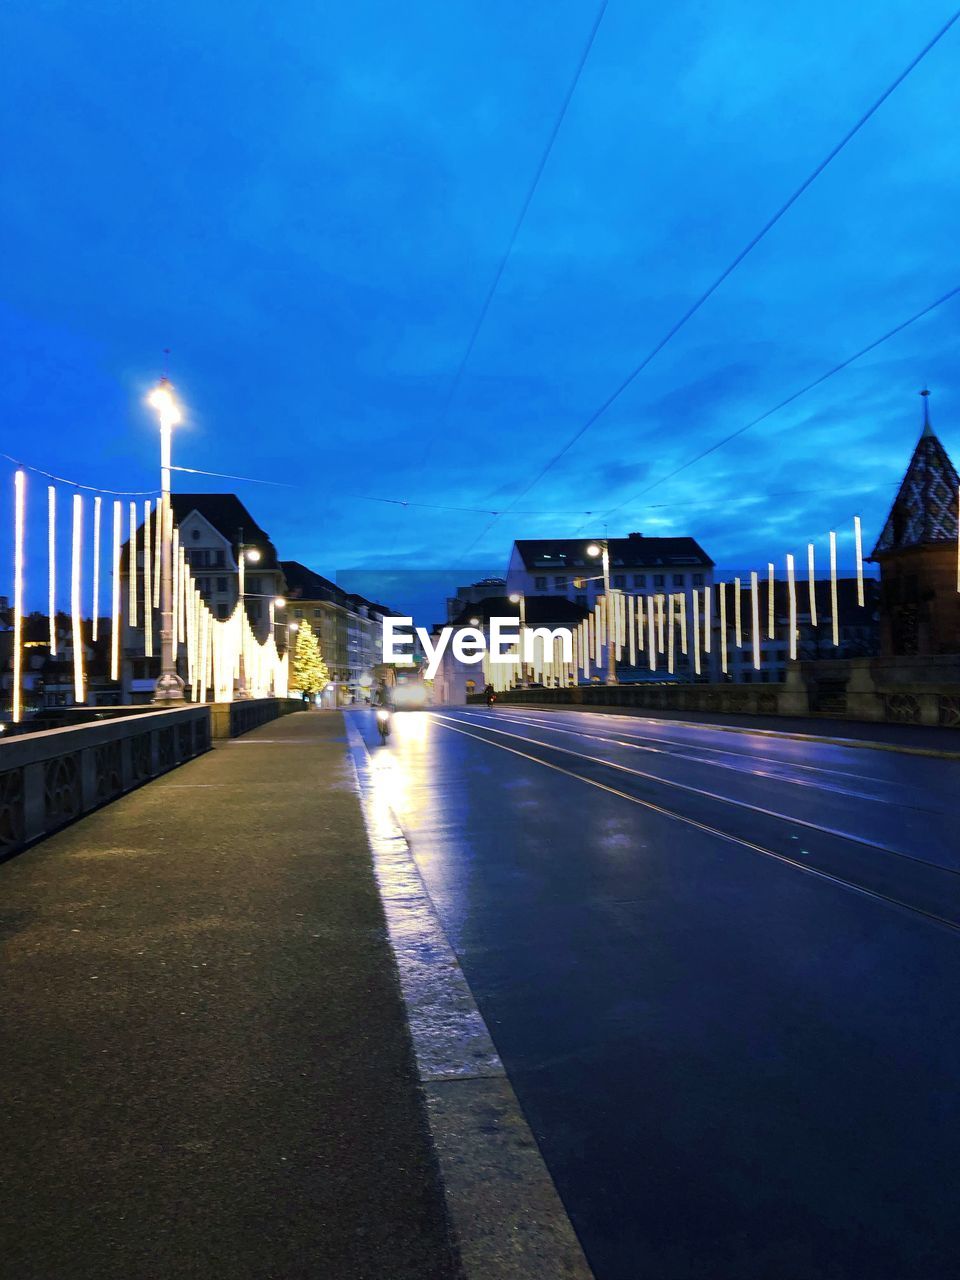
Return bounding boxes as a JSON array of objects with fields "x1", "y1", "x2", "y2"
[{"x1": 1, "y1": 711, "x2": 461, "y2": 1280}]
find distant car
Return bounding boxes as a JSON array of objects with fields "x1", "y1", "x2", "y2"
[{"x1": 392, "y1": 669, "x2": 430, "y2": 709}]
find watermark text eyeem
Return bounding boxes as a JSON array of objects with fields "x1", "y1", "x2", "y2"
[{"x1": 383, "y1": 617, "x2": 573, "y2": 679}]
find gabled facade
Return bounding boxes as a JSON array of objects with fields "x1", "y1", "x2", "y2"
[{"x1": 870, "y1": 394, "x2": 960, "y2": 656}]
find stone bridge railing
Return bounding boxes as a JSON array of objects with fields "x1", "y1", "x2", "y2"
[{"x1": 0, "y1": 706, "x2": 210, "y2": 860}]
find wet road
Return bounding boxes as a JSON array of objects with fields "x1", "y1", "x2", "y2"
[{"x1": 354, "y1": 706, "x2": 960, "y2": 1280}]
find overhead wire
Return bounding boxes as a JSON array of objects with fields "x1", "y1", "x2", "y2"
[
  {"x1": 458, "y1": 9, "x2": 960, "y2": 554},
  {"x1": 422, "y1": 0, "x2": 609, "y2": 457}
]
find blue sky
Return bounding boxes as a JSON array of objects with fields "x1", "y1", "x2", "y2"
[{"x1": 1, "y1": 1, "x2": 958, "y2": 620}]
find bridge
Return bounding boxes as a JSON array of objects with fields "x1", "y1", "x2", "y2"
[{"x1": 3, "y1": 698, "x2": 960, "y2": 1278}]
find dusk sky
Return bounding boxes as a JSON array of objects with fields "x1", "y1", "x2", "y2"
[{"x1": 2, "y1": 1, "x2": 959, "y2": 620}]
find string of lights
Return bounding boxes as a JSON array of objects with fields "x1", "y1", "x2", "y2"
[
  {"x1": 458, "y1": 10, "x2": 960, "y2": 552},
  {"x1": 0, "y1": 450, "x2": 157, "y2": 496}
]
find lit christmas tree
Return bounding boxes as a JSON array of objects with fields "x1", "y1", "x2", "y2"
[{"x1": 290, "y1": 619, "x2": 329, "y2": 696}]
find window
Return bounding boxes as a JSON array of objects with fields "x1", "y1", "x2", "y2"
[
  {"x1": 633, "y1": 574, "x2": 646, "y2": 588},
  {"x1": 215, "y1": 550, "x2": 225, "y2": 567},
  {"x1": 653, "y1": 574, "x2": 665, "y2": 589},
  {"x1": 612, "y1": 574, "x2": 625, "y2": 589},
  {"x1": 314, "y1": 608, "x2": 322, "y2": 618},
  {"x1": 554, "y1": 576, "x2": 567, "y2": 590},
  {"x1": 216, "y1": 577, "x2": 227, "y2": 592},
  {"x1": 247, "y1": 576, "x2": 262, "y2": 594},
  {"x1": 197, "y1": 577, "x2": 211, "y2": 594},
  {"x1": 693, "y1": 573, "x2": 704, "y2": 587},
  {"x1": 294, "y1": 608, "x2": 303, "y2": 618},
  {"x1": 217, "y1": 603, "x2": 229, "y2": 620},
  {"x1": 672, "y1": 574, "x2": 684, "y2": 587},
  {"x1": 535, "y1": 577, "x2": 547, "y2": 590}
]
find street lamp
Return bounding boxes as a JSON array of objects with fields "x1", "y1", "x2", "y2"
[
  {"x1": 508, "y1": 591, "x2": 527, "y2": 687},
  {"x1": 148, "y1": 377, "x2": 185, "y2": 703},
  {"x1": 587, "y1": 540, "x2": 617, "y2": 685}
]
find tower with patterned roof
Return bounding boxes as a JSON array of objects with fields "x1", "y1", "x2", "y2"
[{"x1": 870, "y1": 391, "x2": 960, "y2": 656}]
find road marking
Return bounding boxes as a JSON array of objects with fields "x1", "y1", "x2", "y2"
[
  {"x1": 488, "y1": 701, "x2": 960, "y2": 761},
  {"x1": 345, "y1": 716, "x2": 595, "y2": 1280},
  {"x1": 458, "y1": 708, "x2": 932, "y2": 810},
  {"x1": 428, "y1": 715, "x2": 960, "y2": 934},
  {"x1": 432, "y1": 713, "x2": 954, "y2": 874}
]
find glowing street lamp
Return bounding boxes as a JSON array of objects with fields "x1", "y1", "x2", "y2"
[
  {"x1": 148, "y1": 377, "x2": 185, "y2": 702},
  {"x1": 587, "y1": 540, "x2": 617, "y2": 685}
]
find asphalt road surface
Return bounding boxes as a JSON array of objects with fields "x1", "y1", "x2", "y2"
[{"x1": 354, "y1": 705, "x2": 960, "y2": 1280}]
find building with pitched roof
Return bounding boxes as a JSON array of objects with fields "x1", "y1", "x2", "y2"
[
  {"x1": 281, "y1": 560, "x2": 394, "y2": 704},
  {"x1": 870, "y1": 392, "x2": 960, "y2": 656}
]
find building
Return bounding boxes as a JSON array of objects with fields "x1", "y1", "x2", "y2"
[
  {"x1": 446, "y1": 578, "x2": 506, "y2": 622},
  {"x1": 281, "y1": 561, "x2": 392, "y2": 704},
  {"x1": 121, "y1": 493, "x2": 286, "y2": 703},
  {"x1": 870, "y1": 393, "x2": 960, "y2": 656},
  {"x1": 1, "y1": 612, "x2": 119, "y2": 719},
  {"x1": 507, "y1": 533, "x2": 714, "y2": 610}
]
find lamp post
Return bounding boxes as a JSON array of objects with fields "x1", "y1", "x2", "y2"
[
  {"x1": 148, "y1": 378, "x2": 185, "y2": 703},
  {"x1": 587, "y1": 540, "x2": 617, "y2": 685},
  {"x1": 508, "y1": 592, "x2": 526, "y2": 687}
]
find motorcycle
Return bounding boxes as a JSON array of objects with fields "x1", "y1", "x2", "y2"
[{"x1": 376, "y1": 706, "x2": 392, "y2": 743}]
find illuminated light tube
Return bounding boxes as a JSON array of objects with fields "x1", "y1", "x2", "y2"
[
  {"x1": 587, "y1": 613, "x2": 595, "y2": 674},
  {"x1": 143, "y1": 501, "x2": 153, "y2": 658},
  {"x1": 656, "y1": 593, "x2": 665, "y2": 652},
  {"x1": 679, "y1": 594, "x2": 688, "y2": 655},
  {"x1": 703, "y1": 586, "x2": 711, "y2": 654},
  {"x1": 807, "y1": 542, "x2": 817, "y2": 627},
  {"x1": 637, "y1": 597, "x2": 645, "y2": 651},
  {"x1": 153, "y1": 498, "x2": 162, "y2": 609},
  {"x1": 627, "y1": 593, "x2": 636, "y2": 666},
  {"x1": 734, "y1": 577, "x2": 742, "y2": 648},
  {"x1": 692, "y1": 590, "x2": 701, "y2": 676},
  {"x1": 179, "y1": 546, "x2": 187, "y2": 644},
  {"x1": 719, "y1": 582, "x2": 728, "y2": 675},
  {"x1": 786, "y1": 553, "x2": 797, "y2": 662},
  {"x1": 829, "y1": 530, "x2": 839, "y2": 646},
  {"x1": 854, "y1": 515, "x2": 864, "y2": 607},
  {"x1": 48, "y1": 486, "x2": 57, "y2": 655},
  {"x1": 128, "y1": 501, "x2": 138, "y2": 628},
  {"x1": 594, "y1": 603, "x2": 602, "y2": 666},
  {"x1": 92, "y1": 496, "x2": 101, "y2": 642},
  {"x1": 750, "y1": 571, "x2": 760, "y2": 670},
  {"x1": 72, "y1": 494, "x2": 84, "y2": 704},
  {"x1": 171, "y1": 527, "x2": 180, "y2": 653},
  {"x1": 647, "y1": 597, "x2": 656, "y2": 671},
  {"x1": 111, "y1": 501, "x2": 121, "y2": 681},
  {"x1": 957, "y1": 487, "x2": 960, "y2": 592},
  {"x1": 13, "y1": 471, "x2": 25, "y2": 723},
  {"x1": 767, "y1": 562, "x2": 775, "y2": 638},
  {"x1": 667, "y1": 594, "x2": 675, "y2": 674}
]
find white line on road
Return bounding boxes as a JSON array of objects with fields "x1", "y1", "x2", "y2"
[
  {"x1": 428, "y1": 715, "x2": 960, "y2": 933},
  {"x1": 458, "y1": 709, "x2": 924, "y2": 810},
  {"x1": 431, "y1": 713, "x2": 946, "y2": 870}
]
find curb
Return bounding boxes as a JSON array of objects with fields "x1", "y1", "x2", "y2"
[
  {"x1": 346, "y1": 716, "x2": 594, "y2": 1280},
  {"x1": 497, "y1": 702, "x2": 960, "y2": 761}
]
